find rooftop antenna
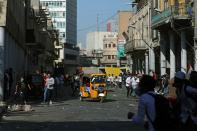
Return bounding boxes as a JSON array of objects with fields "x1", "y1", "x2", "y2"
[{"x1": 97, "y1": 14, "x2": 99, "y2": 32}]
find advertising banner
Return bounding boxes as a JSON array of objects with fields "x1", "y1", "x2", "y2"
[{"x1": 117, "y1": 44, "x2": 125, "y2": 58}]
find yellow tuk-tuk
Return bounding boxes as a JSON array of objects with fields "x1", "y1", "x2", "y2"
[{"x1": 79, "y1": 74, "x2": 107, "y2": 102}]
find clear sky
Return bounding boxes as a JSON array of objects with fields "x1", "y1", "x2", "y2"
[{"x1": 77, "y1": 0, "x2": 132, "y2": 48}]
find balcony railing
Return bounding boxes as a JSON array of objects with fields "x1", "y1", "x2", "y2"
[
  {"x1": 125, "y1": 41, "x2": 133, "y2": 53},
  {"x1": 152, "y1": 3, "x2": 192, "y2": 27},
  {"x1": 125, "y1": 39, "x2": 147, "y2": 53}
]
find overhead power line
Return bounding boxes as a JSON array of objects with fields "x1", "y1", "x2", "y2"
[{"x1": 77, "y1": 13, "x2": 118, "y2": 32}]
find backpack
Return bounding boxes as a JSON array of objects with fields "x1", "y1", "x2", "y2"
[{"x1": 147, "y1": 93, "x2": 176, "y2": 131}]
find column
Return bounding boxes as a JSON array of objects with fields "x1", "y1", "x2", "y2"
[
  {"x1": 129, "y1": 54, "x2": 133, "y2": 72},
  {"x1": 169, "y1": 31, "x2": 176, "y2": 79},
  {"x1": 160, "y1": 32, "x2": 166, "y2": 76},
  {"x1": 181, "y1": 31, "x2": 187, "y2": 73},
  {"x1": 145, "y1": 51, "x2": 149, "y2": 74},
  {"x1": 149, "y1": 47, "x2": 155, "y2": 72},
  {"x1": 0, "y1": 27, "x2": 5, "y2": 101},
  {"x1": 117, "y1": 59, "x2": 120, "y2": 67}
]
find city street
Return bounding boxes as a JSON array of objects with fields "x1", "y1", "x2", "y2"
[{"x1": 0, "y1": 87, "x2": 146, "y2": 131}]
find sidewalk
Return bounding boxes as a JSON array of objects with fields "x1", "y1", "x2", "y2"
[{"x1": 0, "y1": 84, "x2": 73, "y2": 119}]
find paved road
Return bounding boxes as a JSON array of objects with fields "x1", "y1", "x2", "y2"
[{"x1": 0, "y1": 86, "x2": 146, "y2": 131}]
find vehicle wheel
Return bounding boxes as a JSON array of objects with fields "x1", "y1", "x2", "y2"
[{"x1": 100, "y1": 97, "x2": 104, "y2": 103}]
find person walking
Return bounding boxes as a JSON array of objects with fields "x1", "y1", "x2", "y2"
[
  {"x1": 4, "y1": 69, "x2": 9, "y2": 100},
  {"x1": 8, "y1": 68, "x2": 13, "y2": 98},
  {"x1": 118, "y1": 74, "x2": 123, "y2": 88},
  {"x1": 14, "y1": 76, "x2": 31, "y2": 105},
  {"x1": 106, "y1": 75, "x2": 110, "y2": 87},
  {"x1": 128, "y1": 75, "x2": 175, "y2": 131},
  {"x1": 59, "y1": 74, "x2": 65, "y2": 98},
  {"x1": 42, "y1": 72, "x2": 48, "y2": 103},
  {"x1": 54, "y1": 75, "x2": 60, "y2": 100},
  {"x1": 46, "y1": 73, "x2": 54, "y2": 105},
  {"x1": 173, "y1": 71, "x2": 197, "y2": 131},
  {"x1": 131, "y1": 74, "x2": 139, "y2": 97},
  {"x1": 125, "y1": 74, "x2": 132, "y2": 97}
]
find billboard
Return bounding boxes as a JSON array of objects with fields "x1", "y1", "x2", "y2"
[{"x1": 117, "y1": 43, "x2": 125, "y2": 58}]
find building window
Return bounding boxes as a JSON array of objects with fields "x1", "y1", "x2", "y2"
[
  {"x1": 164, "y1": 0, "x2": 169, "y2": 10},
  {"x1": 108, "y1": 44, "x2": 111, "y2": 48},
  {"x1": 108, "y1": 55, "x2": 111, "y2": 59},
  {"x1": 105, "y1": 44, "x2": 107, "y2": 48},
  {"x1": 113, "y1": 44, "x2": 116, "y2": 48}
]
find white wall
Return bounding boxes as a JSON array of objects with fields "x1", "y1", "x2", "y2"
[{"x1": 86, "y1": 32, "x2": 118, "y2": 51}]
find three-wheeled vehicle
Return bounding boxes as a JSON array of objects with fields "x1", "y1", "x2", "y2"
[{"x1": 79, "y1": 74, "x2": 107, "y2": 102}]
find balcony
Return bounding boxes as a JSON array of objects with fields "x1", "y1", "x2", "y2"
[
  {"x1": 0, "y1": 1, "x2": 6, "y2": 26},
  {"x1": 125, "y1": 40, "x2": 133, "y2": 53},
  {"x1": 152, "y1": 3, "x2": 192, "y2": 29},
  {"x1": 125, "y1": 39, "x2": 147, "y2": 53}
]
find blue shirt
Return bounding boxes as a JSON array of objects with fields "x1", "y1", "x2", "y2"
[
  {"x1": 178, "y1": 85, "x2": 197, "y2": 124},
  {"x1": 132, "y1": 91, "x2": 156, "y2": 131}
]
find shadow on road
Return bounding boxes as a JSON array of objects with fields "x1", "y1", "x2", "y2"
[
  {"x1": 0, "y1": 120, "x2": 146, "y2": 131},
  {"x1": 80, "y1": 98, "x2": 116, "y2": 103}
]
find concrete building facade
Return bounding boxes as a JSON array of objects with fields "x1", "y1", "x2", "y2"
[
  {"x1": 0, "y1": 0, "x2": 58, "y2": 102},
  {"x1": 86, "y1": 32, "x2": 118, "y2": 67},
  {"x1": 152, "y1": 0, "x2": 193, "y2": 78},
  {"x1": 101, "y1": 32, "x2": 118, "y2": 67},
  {"x1": 117, "y1": 11, "x2": 133, "y2": 68},
  {"x1": 40, "y1": 0, "x2": 78, "y2": 74},
  {"x1": 125, "y1": 0, "x2": 158, "y2": 75},
  {"x1": 0, "y1": 0, "x2": 27, "y2": 101}
]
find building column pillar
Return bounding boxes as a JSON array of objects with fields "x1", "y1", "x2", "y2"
[
  {"x1": 169, "y1": 31, "x2": 176, "y2": 79},
  {"x1": 181, "y1": 31, "x2": 187, "y2": 73},
  {"x1": 135, "y1": 57, "x2": 138, "y2": 74},
  {"x1": 145, "y1": 51, "x2": 149, "y2": 74},
  {"x1": 160, "y1": 32, "x2": 166, "y2": 76},
  {"x1": 0, "y1": 27, "x2": 5, "y2": 102},
  {"x1": 149, "y1": 47, "x2": 155, "y2": 72}
]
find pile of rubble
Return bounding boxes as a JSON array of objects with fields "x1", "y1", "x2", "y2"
[{"x1": 8, "y1": 104, "x2": 33, "y2": 112}]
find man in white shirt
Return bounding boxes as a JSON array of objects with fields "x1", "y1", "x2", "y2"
[
  {"x1": 118, "y1": 74, "x2": 122, "y2": 88},
  {"x1": 131, "y1": 75, "x2": 139, "y2": 97},
  {"x1": 126, "y1": 75, "x2": 132, "y2": 97}
]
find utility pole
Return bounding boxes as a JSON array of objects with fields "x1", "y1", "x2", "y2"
[
  {"x1": 194, "y1": 0, "x2": 197, "y2": 70},
  {"x1": 97, "y1": 14, "x2": 99, "y2": 32}
]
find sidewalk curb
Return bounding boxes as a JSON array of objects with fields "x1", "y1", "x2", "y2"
[{"x1": 0, "y1": 101, "x2": 7, "y2": 121}]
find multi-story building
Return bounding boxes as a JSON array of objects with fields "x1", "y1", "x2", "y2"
[
  {"x1": 152, "y1": 0, "x2": 193, "y2": 78},
  {"x1": 125, "y1": 0, "x2": 158, "y2": 75},
  {"x1": 40, "y1": 0, "x2": 78, "y2": 74},
  {"x1": 86, "y1": 32, "x2": 118, "y2": 67},
  {"x1": 0, "y1": 0, "x2": 57, "y2": 102},
  {"x1": 117, "y1": 11, "x2": 133, "y2": 68},
  {"x1": 26, "y1": 0, "x2": 57, "y2": 73},
  {"x1": 0, "y1": 0, "x2": 26, "y2": 77},
  {"x1": 101, "y1": 32, "x2": 118, "y2": 67}
]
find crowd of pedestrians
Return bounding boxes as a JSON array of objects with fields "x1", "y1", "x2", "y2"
[
  {"x1": 3, "y1": 68, "x2": 83, "y2": 107},
  {"x1": 3, "y1": 68, "x2": 197, "y2": 131},
  {"x1": 106, "y1": 72, "x2": 140, "y2": 97},
  {"x1": 127, "y1": 70, "x2": 197, "y2": 131}
]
